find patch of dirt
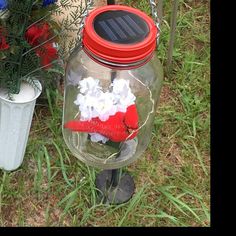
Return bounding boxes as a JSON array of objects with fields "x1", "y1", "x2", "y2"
[
  {"x1": 159, "y1": 83, "x2": 176, "y2": 105},
  {"x1": 193, "y1": 38, "x2": 207, "y2": 52},
  {"x1": 24, "y1": 194, "x2": 70, "y2": 226},
  {"x1": 1, "y1": 205, "x2": 18, "y2": 226},
  {"x1": 164, "y1": 142, "x2": 184, "y2": 166},
  {"x1": 25, "y1": 202, "x2": 47, "y2": 226},
  {"x1": 192, "y1": 0, "x2": 210, "y2": 9}
]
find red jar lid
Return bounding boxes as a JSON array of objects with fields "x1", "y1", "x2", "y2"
[{"x1": 82, "y1": 5, "x2": 158, "y2": 65}]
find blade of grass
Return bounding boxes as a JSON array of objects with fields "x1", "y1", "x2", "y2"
[
  {"x1": 156, "y1": 211, "x2": 180, "y2": 225},
  {"x1": 86, "y1": 165, "x2": 97, "y2": 206},
  {"x1": 46, "y1": 88, "x2": 54, "y2": 118},
  {"x1": 78, "y1": 203, "x2": 103, "y2": 226},
  {"x1": 43, "y1": 146, "x2": 52, "y2": 190},
  {"x1": 199, "y1": 200, "x2": 210, "y2": 222},
  {"x1": 118, "y1": 185, "x2": 146, "y2": 226},
  {"x1": 181, "y1": 140, "x2": 208, "y2": 176},
  {"x1": 58, "y1": 187, "x2": 78, "y2": 214},
  {"x1": 53, "y1": 141, "x2": 73, "y2": 187},
  {"x1": 0, "y1": 172, "x2": 7, "y2": 215},
  {"x1": 193, "y1": 142, "x2": 208, "y2": 176},
  {"x1": 180, "y1": 187, "x2": 203, "y2": 200},
  {"x1": 135, "y1": 211, "x2": 183, "y2": 226},
  {"x1": 34, "y1": 151, "x2": 43, "y2": 196},
  {"x1": 158, "y1": 187, "x2": 201, "y2": 222},
  {"x1": 45, "y1": 203, "x2": 51, "y2": 226}
]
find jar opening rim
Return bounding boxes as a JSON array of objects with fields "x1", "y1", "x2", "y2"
[{"x1": 83, "y1": 45, "x2": 154, "y2": 70}]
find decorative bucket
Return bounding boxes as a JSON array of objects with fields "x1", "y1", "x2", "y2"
[{"x1": 0, "y1": 80, "x2": 42, "y2": 171}]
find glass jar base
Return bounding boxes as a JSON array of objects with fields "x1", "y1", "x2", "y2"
[{"x1": 63, "y1": 128, "x2": 140, "y2": 169}]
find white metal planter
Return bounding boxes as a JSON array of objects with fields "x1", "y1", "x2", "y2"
[{"x1": 0, "y1": 81, "x2": 42, "y2": 171}]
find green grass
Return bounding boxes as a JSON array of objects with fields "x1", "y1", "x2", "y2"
[{"x1": 0, "y1": 0, "x2": 210, "y2": 226}]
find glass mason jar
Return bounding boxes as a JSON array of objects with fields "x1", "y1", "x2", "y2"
[{"x1": 63, "y1": 5, "x2": 163, "y2": 169}]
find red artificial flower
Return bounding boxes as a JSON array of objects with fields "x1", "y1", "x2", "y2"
[
  {"x1": 25, "y1": 23, "x2": 58, "y2": 68},
  {"x1": 64, "y1": 104, "x2": 139, "y2": 142},
  {"x1": 25, "y1": 23, "x2": 50, "y2": 46},
  {"x1": 36, "y1": 42, "x2": 58, "y2": 68},
  {"x1": 0, "y1": 28, "x2": 9, "y2": 50}
]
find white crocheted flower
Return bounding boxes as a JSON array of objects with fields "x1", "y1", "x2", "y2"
[
  {"x1": 78, "y1": 77, "x2": 101, "y2": 95},
  {"x1": 74, "y1": 89, "x2": 117, "y2": 121},
  {"x1": 94, "y1": 92, "x2": 117, "y2": 121},
  {"x1": 73, "y1": 77, "x2": 136, "y2": 143},
  {"x1": 111, "y1": 79, "x2": 136, "y2": 112}
]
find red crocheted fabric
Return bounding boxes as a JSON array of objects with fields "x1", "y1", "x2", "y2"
[{"x1": 64, "y1": 104, "x2": 139, "y2": 142}]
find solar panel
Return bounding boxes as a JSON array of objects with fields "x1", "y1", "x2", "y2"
[
  {"x1": 93, "y1": 10, "x2": 150, "y2": 44},
  {"x1": 98, "y1": 21, "x2": 118, "y2": 41}
]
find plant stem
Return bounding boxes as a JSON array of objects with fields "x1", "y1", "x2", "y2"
[{"x1": 14, "y1": 0, "x2": 35, "y2": 93}]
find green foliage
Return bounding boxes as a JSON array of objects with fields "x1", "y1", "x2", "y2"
[
  {"x1": 55, "y1": 0, "x2": 93, "y2": 60},
  {"x1": 0, "y1": 0, "x2": 58, "y2": 94},
  {"x1": 0, "y1": 0, "x2": 90, "y2": 95}
]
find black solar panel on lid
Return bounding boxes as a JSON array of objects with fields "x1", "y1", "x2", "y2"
[{"x1": 93, "y1": 10, "x2": 150, "y2": 44}]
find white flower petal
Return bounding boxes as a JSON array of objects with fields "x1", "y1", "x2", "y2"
[
  {"x1": 79, "y1": 77, "x2": 102, "y2": 95},
  {"x1": 73, "y1": 77, "x2": 136, "y2": 123}
]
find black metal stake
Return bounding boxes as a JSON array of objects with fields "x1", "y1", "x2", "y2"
[
  {"x1": 95, "y1": 167, "x2": 135, "y2": 204},
  {"x1": 95, "y1": 69, "x2": 135, "y2": 204},
  {"x1": 110, "y1": 168, "x2": 121, "y2": 187},
  {"x1": 109, "y1": 70, "x2": 121, "y2": 189}
]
